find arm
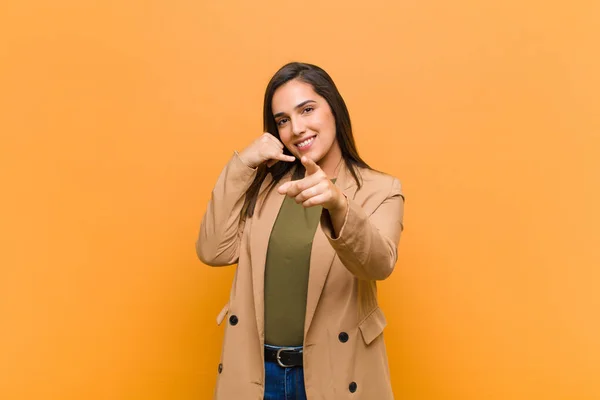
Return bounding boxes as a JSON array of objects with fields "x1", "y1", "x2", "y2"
[
  {"x1": 195, "y1": 152, "x2": 257, "y2": 266},
  {"x1": 321, "y1": 178, "x2": 405, "y2": 280}
]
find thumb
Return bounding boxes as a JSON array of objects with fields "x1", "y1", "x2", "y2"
[{"x1": 301, "y1": 156, "x2": 320, "y2": 176}]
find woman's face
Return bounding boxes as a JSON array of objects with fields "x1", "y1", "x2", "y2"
[{"x1": 272, "y1": 79, "x2": 340, "y2": 172}]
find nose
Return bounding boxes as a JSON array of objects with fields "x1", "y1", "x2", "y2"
[{"x1": 291, "y1": 117, "x2": 306, "y2": 136}]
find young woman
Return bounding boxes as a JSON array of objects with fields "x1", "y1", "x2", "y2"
[{"x1": 196, "y1": 62, "x2": 405, "y2": 399}]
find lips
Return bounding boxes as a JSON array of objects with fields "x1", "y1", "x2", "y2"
[{"x1": 295, "y1": 136, "x2": 316, "y2": 149}]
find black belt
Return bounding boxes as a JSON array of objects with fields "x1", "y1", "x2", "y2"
[{"x1": 264, "y1": 346, "x2": 303, "y2": 368}]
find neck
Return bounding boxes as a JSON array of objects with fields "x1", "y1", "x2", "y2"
[{"x1": 318, "y1": 143, "x2": 343, "y2": 179}]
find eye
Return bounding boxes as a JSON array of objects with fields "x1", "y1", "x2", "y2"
[
  {"x1": 277, "y1": 118, "x2": 289, "y2": 126},
  {"x1": 302, "y1": 106, "x2": 314, "y2": 114}
]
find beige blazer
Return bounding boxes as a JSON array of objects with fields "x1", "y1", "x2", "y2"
[{"x1": 196, "y1": 152, "x2": 405, "y2": 399}]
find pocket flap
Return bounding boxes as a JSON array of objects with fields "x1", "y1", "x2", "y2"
[
  {"x1": 359, "y1": 307, "x2": 387, "y2": 345},
  {"x1": 216, "y1": 303, "x2": 230, "y2": 326}
]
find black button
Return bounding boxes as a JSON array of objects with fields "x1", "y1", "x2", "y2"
[
  {"x1": 229, "y1": 315, "x2": 238, "y2": 325},
  {"x1": 349, "y1": 382, "x2": 357, "y2": 393},
  {"x1": 338, "y1": 332, "x2": 349, "y2": 343},
  {"x1": 218, "y1": 363, "x2": 223, "y2": 373}
]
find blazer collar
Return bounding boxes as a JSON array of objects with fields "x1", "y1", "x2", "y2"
[
  {"x1": 303, "y1": 162, "x2": 359, "y2": 338},
  {"x1": 249, "y1": 162, "x2": 360, "y2": 346}
]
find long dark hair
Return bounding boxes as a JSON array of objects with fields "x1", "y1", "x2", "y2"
[{"x1": 243, "y1": 62, "x2": 371, "y2": 217}]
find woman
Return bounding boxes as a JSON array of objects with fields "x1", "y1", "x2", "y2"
[{"x1": 196, "y1": 62, "x2": 404, "y2": 399}]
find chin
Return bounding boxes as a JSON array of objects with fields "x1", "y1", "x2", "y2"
[{"x1": 309, "y1": 153, "x2": 325, "y2": 164}]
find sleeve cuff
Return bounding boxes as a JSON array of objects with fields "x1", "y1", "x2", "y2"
[
  {"x1": 321, "y1": 194, "x2": 357, "y2": 243},
  {"x1": 233, "y1": 151, "x2": 258, "y2": 171}
]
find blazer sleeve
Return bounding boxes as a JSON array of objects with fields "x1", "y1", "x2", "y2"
[
  {"x1": 320, "y1": 177, "x2": 405, "y2": 280},
  {"x1": 195, "y1": 152, "x2": 258, "y2": 266}
]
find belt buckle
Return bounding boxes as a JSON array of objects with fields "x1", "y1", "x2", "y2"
[{"x1": 276, "y1": 347, "x2": 298, "y2": 368}]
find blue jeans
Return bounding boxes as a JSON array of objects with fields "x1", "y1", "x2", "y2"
[{"x1": 264, "y1": 345, "x2": 307, "y2": 400}]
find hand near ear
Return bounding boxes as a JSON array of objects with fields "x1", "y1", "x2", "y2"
[{"x1": 238, "y1": 132, "x2": 296, "y2": 168}]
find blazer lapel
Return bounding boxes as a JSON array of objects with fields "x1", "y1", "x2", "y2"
[
  {"x1": 304, "y1": 164, "x2": 359, "y2": 337},
  {"x1": 250, "y1": 171, "x2": 291, "y2": 343}
]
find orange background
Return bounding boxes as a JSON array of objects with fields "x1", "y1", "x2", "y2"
[{"x1": 1, "y1": 1, "x2": 599, "y2": 399}]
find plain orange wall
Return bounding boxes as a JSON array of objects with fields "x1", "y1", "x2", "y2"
[{"x1": 1, "y1": 1, "x2": 599, "y2": 399}]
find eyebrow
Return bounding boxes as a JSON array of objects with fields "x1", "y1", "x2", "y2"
[{"x1": 273, "y1": 100, "x2": 316, "y2": 119}]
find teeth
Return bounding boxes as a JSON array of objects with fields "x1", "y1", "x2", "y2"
[{"x1": 297, "y1": 137, "x2": 314, "y2": 148}]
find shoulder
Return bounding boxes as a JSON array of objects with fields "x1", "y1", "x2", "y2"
[{"x1": 355, "y1": 167, "x2": 403, "y2": 198}]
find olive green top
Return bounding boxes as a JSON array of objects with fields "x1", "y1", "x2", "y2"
[{"x1": 263, "y1": 184, "x2": 333, "y2": 346}]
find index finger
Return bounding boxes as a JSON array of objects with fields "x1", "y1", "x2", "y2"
[
  {"x1": 301, "y1": 156, "x2": 320, "y2": 176},
  {"x1": 277, "y1": 172, "x2": 322, "y2": 196}
]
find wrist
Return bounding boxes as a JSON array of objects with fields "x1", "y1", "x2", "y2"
[{"x1": 327, "y1": 191, "x2": 347, "y2": 213}]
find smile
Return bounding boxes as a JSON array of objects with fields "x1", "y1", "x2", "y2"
[{"x1": 296, "y1": 136, "x2": 316, "y2": 149}]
